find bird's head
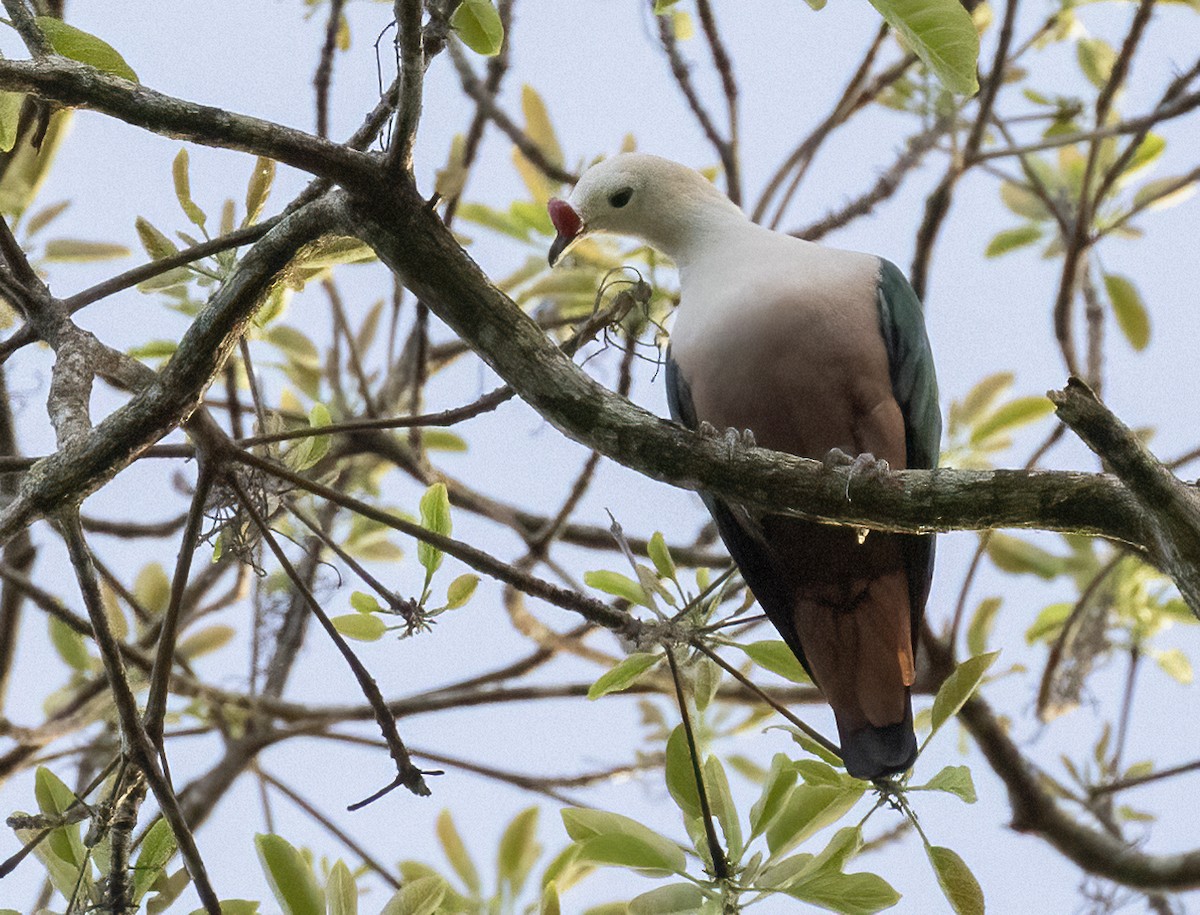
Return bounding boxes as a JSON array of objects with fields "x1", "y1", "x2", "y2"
[{"x1": 547, "y1": 153, "x2": 743, "y2": 267}]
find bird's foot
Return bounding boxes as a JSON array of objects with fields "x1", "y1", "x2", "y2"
[
  {"x1": 822, "y1": 448, "x2": 891, "y2": 502},
  {"x1": 698, "y1": 421, "x2": 757, "y2": 459}
]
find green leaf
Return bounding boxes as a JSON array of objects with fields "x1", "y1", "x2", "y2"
[
  {"x1": 325, "y1": 860, "x2": 357, "y2": 915},
  {"x1": 497, "y1": 807, "x2": 540, "y2": 894},
  {"x1": 987, "y1": 533, "x2": 1063, "y2": 579},
  {"x1": 653, "y1": 0, "x2": 683, "y2": 12},
  {"x1": 135, "y1": 562, "x2": 172, "y2": 613},
  {"x1": 583, "y1": 569, "x2": 651, "y2": 607},
  {"x1": 785, "y1": 727, "x2": 844, "y2": 768},
  {"x1": 136, "y1": 216, "x2": 179, "y2": 260},
  {"x1": 574, "y1": 833, "x2": 685, "y2": 876},
  {"x1": 1103, "y1": 273, "x2": 1150, "y2": 351},
  {"x1": 787, "y1": 870, "x2": 901, "y2": 914},
  {"x1": 451, "y1": 0, "x2": 504, "y2": 56},
  {"x1": 245, "y1": 157, "x2": 276, "y2": 226},
  {"x1": 0, "y1": 91, "x2": 22, "y2": 153},
  {"x1": 418, "y1": 482, "x2": 451, "y2": 577},
  {"x1": 766, "y1": 782, "x2": 866, "y2": 857},
  {"x1": 381, "y1": 875, "x2": 447, "y2": 915},
  {"x1": 421, "y1": 429, "x2": 468, "y2": 451},
  {"x1": 705, "y1": 755, "x2": 742, "y2": 859},
  {"x1": 750, "y1": 754, "x2": 799, "y2": 838},
  {"x1": 255, "y1": 833, "x2": 324, "y2": 915},
  {"x1": 443, "y1": 573, "x2": 480, "y2": 610},
  {"x1": 740, "y1": 640, "x2": 811, "y2": 684},
  {"x1": 999, "y1": 182, "x2": 1049, "y2": 220},
  {"x1": 588, "y1": 651, "x2": 661, "y2": 699},
  {"x1": 929, "y1": 651, "x2": 1000, "y2": 738},
  {"x1": 970, "y1": 396, "x2": 1054, "y2": 444},
  {"x1": 25, "y1": 200, "x2": 71, "y2": 237},
  {"x1": 692, "y1": 656, "x2": 721, "y2": 711},
  {"x1": 540, "y1": 883, "x2": 561, "y2": 915},
  {"x1": 866, "y1": 0, "x2": 979, "y2": 95},
  {"x1": 629, "y1": 883, "x2": 708, "y2": 914},
  {"x1": 1025, "y1": 602, "x2": 1073, "y2": 644},
  {"x1": 437, "y1": 809, "x2": 480, "y2": 894},
  {"x1": 49, "y1": 616, "x2": 90, "y2": 671},
  {"x1": 913, "y1": 765, "x2": 977, "y2": 803},
  {"x1": 350, "y1": 591, "x2": 381, "y2": 614},
  {"x1": 332, "y1": 613, "x2": 386, "y2": 642},
  {"x1": 42, "y1": 239, "x2": 131, "y2": 262},
  {"x1": 172, "y1": 148, "x2": 207, "y2": 229},
  {"x1": 665, "y1": 724, "x2": 702, "y2": 818},
  {"x1": 435, "y1": 133, "x2": 468, "y2": 201},
  {"x1": 177, "y1": 624, "x2": 235, "y2": 659},
  {"x1": 1120, "y1": 133, "x2": 1166, "y2": 181},
  {"x1": 985, "y1": 224, "x2": 1042, "y2": 258},
  {"x1": 1154, "y1": 648, "x2": 1193, "y2": 684},
  {"x1": 1133, "y1": 176, "x2": 1197, "y2": 211},
  {"x1": 647, "y1": 531, "x2": 677, "y2": 582},
  {"x1": 966, "y1": 597, "x2": 1001, "y2": 656},
  {"x1": 1076, "y1": 37, "x2": 1116, "y2": 89},
  {"x1": 36, "y1": 18, "x2": 138, "y2": 81},
  {"x1": 133, "y1": 819, "x2": 177, "y2": 903},
  {"x1": 561, "y1": 808, "x2": 686, "y2": 874},
  {"x1": 927, "y1": 845, "x2": 984, "y2": 915},
  {"x1": 186, "y1": 903, "x2": 260, "y2": 915}
]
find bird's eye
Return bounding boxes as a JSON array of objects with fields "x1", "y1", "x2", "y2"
[{"x1": 609, "y1": 188, "x2": 633, "y2": 208}]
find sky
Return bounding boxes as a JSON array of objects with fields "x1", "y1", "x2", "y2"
[{"x1": 1, "y1": 1, "x2": 1199, "y2": 912}]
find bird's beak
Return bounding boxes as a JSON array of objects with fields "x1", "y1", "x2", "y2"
[{"x1": 547, "y1": 198, "x2": 584, "y2": 267}]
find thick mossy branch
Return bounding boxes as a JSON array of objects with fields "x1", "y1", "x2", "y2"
[{"x1": 345, "y1": 185, "x2": 1154, "y2": 547}]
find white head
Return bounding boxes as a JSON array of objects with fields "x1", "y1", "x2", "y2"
[{"x1": 548, "y1": 153, "x2": 745, "y2": 267}]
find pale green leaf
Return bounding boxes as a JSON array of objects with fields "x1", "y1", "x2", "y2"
[
  {"x1": 540, "y1": 883, "x2": 561, "y2": 915},
  {"x1": 381, "y1": 875, "x2": 447, "y2": 915},
  {"x1": 1154, "y1": 648, "x2": 1193, "y2": 684},
  {"x1": 766, "y1": 782, "x2": 866, "y2": 857},
  {"x1": 930, "y1": 651, "x2": 1000, "y2": 737},
  {"x1": 704, "y1": 755, "x2": 743, "y2": 859},
  {"x1": 1000, "y1": 181, "x2": 1049, "y2": 220},
  {"x1": 664, "y1": 724, "x2": 701, "y2": 818},
  {"x1": 0, "y1": 91, "x2": 22, "y2": 153},
  {"x1": 583, "y1": 569, "x2": 651, "y2": 607},
  {"x1": 970, "y1": 396, "x2": 1054, "y2": 444},
  {"x1": 750, "y1": 754, "x2": 798, "y2": 838},
  {"x1": 418, "y1": 482, "x2": 451, "y2": 576},
  {"x1": 135, "y1": 562, "x2": 172, "y2": 613},
  {"x1": 647, "y1": 531, "x2": 677, "y2": 581},
  {"x1": 443, "y1": 573, "x2": 479, "y2": 610},
  {"x1": 588, "y1": 652, "x2": 661, "y2": 699},
  {"x1": 497, "y1": 807, "x2": 540, "y2": 894},
  {"x1": 332, "y1": 613, "x2": 386, "y2": 642},
  {"x1": 987, "y1": 533, "x2": 1063, "y2": 579},
  {"x1": 350, "y1": 591, "x2": 381, "y2": 614},
  {"x1": 574, "y1": 833, "x2": 685, "y2": 876},
  {"x1": 254, "y1": 833, "x2": 324, "y2": 915},
  {"x1": 136, "y1": 216, "x2": 179, "y2": 260},
  {"x1": 913, "y1": 765, "x2": 977, "y2": 803},
  {"x1": 177, "y1": 624, "x2": 235, "y2": 659},
  {"x1": 740, "y1": 640, "x2": 811, "y2": 684},
  {"x1": 1103, "y1": 273, "x2": 1150, "y2": 351},
  {"x1": 245, "y1": 157, "x2": 276, "y2": 226},
  {"x1": 49, "y1": 616, "x2": 90, "y2": 671},
  {"x1": 966, "y1": 597, "x2": 1001, "y2": 656},
  {"x1": 451, "y1": 0, "x2": 504, "y2": 56},
  {"x1": 1025, "y1": 602, "x2": 1073, "y2": 644},
  {"x1": 560, "y1": 808, "x2": 686, "y2": 874},
  {"x1": 36, "y1": 17, "x2": 138, "y2": 81},
  {"x1": 985, "y1": 224, "x2": 1042, "y2": 257},
  {"x1": 437, "y1": 809, "x2": 480, "y2": 894},
  {"x1": 788, "y1": 869, "x2": 901, "y2": 914},
  {"x1": 1076, "y1": 37, "x2": 1116, "y2": 89},
  {"x1": 927, "y1": 845, "x2": 984, "y2": 915},
  {"x1": 42, "y1": 239, "x2": 131, "y2": 262},
  {"x1": 1133, "y1": 176, "x2": 1197, "y2": 212},
  {"x1": 628, "y1": 883, "x2": 707, "y2": 914},
  {"x1": 325, "y1": 860, "x2": 357, "y2": 915},
  {"x1": 172, "y1": 148, "x2": 207, "y2": 228},
  {"x1": 866, "y1": 0, "x2": 979, "y2": 95}
]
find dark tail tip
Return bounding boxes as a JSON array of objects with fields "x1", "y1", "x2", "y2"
[{"x1": 838, "y1": 703, "x2": 917, "y2": 781}]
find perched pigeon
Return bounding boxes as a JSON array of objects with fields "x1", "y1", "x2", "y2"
[{"x1": 547, "y1": 153, "x2": 940, "y2": 780}]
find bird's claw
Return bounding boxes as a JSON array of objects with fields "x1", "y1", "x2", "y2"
[
  {"x1": 822, "y1": 448, "x2": 891, "y2": 502},
  {"x1": 699, "y1": 422, "x2": 756, "y2": 458}
]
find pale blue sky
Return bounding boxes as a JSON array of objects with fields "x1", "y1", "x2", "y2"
[{"x1": 2, "y1": 1, "x2": 1199, "y2": 912}]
